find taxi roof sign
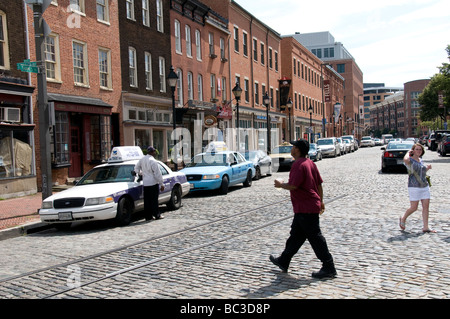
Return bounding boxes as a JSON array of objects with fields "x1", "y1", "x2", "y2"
[{"x1": 108, "y1": 146, "x2": 143, "y2": 163}]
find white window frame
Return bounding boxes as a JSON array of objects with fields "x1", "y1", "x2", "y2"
[
  {"x1": 176, "y1": 68, "x2": 183, "y2": 107},
  {"x1": 129, "y1": 47, "x2": 137, "y2": 87},
  {"x1": 44, "y1": 33, "x2": 61, "y2": 82},
  {"x1": 98, "y1": 47, "x2": 112, "y2": 89},
  {"x1": 72, "y1": 40, "x2": 89, "y2": 86},
  {"x1": 174, "y1": 20, "x2": 181, "y2": 54},
  {"x1": 210, "y1": 74, "x2": 216, "y2": 100},
  {"x1": 195, "y1": 30, "x2": 202, "y2": 61},
  {"x1": 187, "y1": 72, "x2": 193, "y2": 100},
  {"x1": 156, "y1": 0, "x2": 164, "y2": 32},
  {"x1": 185, "y1": 25, "x2": 192, "y2": 57},
  {"x1": 145, "y1": 52, "x2": 152, "y2": 90},
  {"x1": 126, "y1": 0, "x2": 135, "y2": 20},
  {"x1": 69, "y1": 0, "x2": 85, "y2": 14},
  {"x1": 197, "y1": 74, "x2": 203, "y2": 102},
  {"x1": 142, "y1": 0, "x2": 150, "y2": 27},
  {"x1": 159, "y1": 57, "x2": 166, "y2": 93},
  {"x1": 96, "y1": 0, "x2": 109, "y2": 23},
  {"x1": 0, "y1": 12, "x2": 10, "y2": 70}
]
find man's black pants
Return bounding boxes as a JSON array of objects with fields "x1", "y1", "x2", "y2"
[
  {"x1": 278, "y1": 213, "x2": 334, "y2": 269},
  {"x1": 143, "y1": 184, "x2": 160, "y2": 220}
]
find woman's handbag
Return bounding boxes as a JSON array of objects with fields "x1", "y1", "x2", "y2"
[{"x1": 426, "y1": 175, "x2": 431, "y2": 187}]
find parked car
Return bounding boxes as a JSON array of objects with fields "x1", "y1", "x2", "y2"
[
  {"x1": 360, "y1": 136, "x2": 375, "y2": 147},
  {"x1": 308, "y1": 143, "x2": 323, "y2": 161},
  {"x1": 40, "y1": 147, "x2": 190, "y2": 227},
  {"x1": 343, "y1": 139, "x2": 353, "y2": 152},
  {"x1": 180, "y1": 151, "x2": 255, "y2": 195},
  {"x1": 316, "y1": 137, "x2": 341, "y2": 157},
  {"x1": 270, "y1": 142, "x2": 294, "y2": 170},
  {"x1": 427, "y1": 133, "x2": 434, "y2": 149},
  {"x1": 341, "y1": 135, "x2": 356, "y2": 152},
  {"x1": 429, "y1": 130, "x2": 450, "y2": 151},
  {"x1": 373, "y1": 138, "x2": 382, "y2": 146},
  {"x1": 336, "y1": 137, "x2": 346, "y2": 154},
  {"x1": 437, "y1": 134, "x2": 450, "y2": 156},
  {"x1": 419, "y1": 135, "x2": 428, "y2": 145},
  {"x1": 243, "y1": 150, "x2": 272, "y2": 179},
  {"x1": 381, "y1": 141, "x2": 414, "y2": 173}
]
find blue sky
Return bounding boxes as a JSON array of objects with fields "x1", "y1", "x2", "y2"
[{"x1": 237, "y1": 0, "x2": 450, "y2": 87}]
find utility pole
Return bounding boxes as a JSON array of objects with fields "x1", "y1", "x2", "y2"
[{"x1": 26, "y1": 0, "x2": 52, "y2": 200}]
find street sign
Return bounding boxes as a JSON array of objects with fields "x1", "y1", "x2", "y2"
[{"x1": 17, "y1": 59, "x2": 40, "y2": 73}]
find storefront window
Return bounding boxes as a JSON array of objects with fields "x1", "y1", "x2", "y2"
[
  {"x1": 54, "y1": 112, "x2": 70, "y2": 165},
  {"x1": 0, "y1": 127, "x2": 34, "y2": 178},
  {"x1": 134, "y1": 129, "x2": 151, "y2": 151},
  {"x1": 90, "y1": 115, "x2": 111, "y2": 162}
]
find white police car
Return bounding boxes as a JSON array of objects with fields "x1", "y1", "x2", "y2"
[{"x1": 39, "y1": 147, "x2": 190, "y2": 227}]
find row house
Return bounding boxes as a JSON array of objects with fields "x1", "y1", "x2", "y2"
[
  {"x1": 119, "y1": 0, "x2": 173, "y2": 162},
  {"x1": 280, "y1": 36, "x2": 345, "y2": 142},
  {"x1": 369, "y1": 80, "x2": 430, "y2": 138},
  {"x1": 0, "y1": 1, "x2": 36, "y2": 198},
  {"x1": 26, "y1": 0, "x2": 123, "y2": 189},
  {"x1": 170, "y1": 0, "x2": 231, "y2": 157}
]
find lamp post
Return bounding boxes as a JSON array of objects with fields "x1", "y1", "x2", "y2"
[
  {"x1": 263, "y1": 92, "x2": 271, "y2": 154},
  {"x1": 309, "y1": 103, "x2": 314, "y2": 143},
  {"x1": 167, "y1": 66, "x2": 178, "y2": 171},
  {"x1": 286, "y1": 97, "x2": 293, "y2": 142},
  {"x1": 232, "y1": 82, "x2": 242, "y2": 151}
]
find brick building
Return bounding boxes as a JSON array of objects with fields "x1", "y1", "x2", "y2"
[
  {"x1": 25, "y1": 0, "x2": 122, "y2": 187},
  {"x1": 0, "y1": 1, "x2": 36, "y2": 198},
  {"x1": 119, "y1": 0, "x2": 173, "y2": 163},
  {"x1": 280, "y1": 36, "x2": 345, "y2": 142}
]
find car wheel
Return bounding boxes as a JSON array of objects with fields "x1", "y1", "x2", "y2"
[
  {"x1": 254, "y1": 166, "x2": 261, "y2": 180},
  {"x1": 243, "y1": 170, "x2": 253, "y2": 187},
  {"x1": 115, "y1": 197, "x2": 132, "y2": 226},
  {"x1": 218, "y1": 175, "x2": 229, "y2": 195},
  {"x1": 167, "y1": 185, "x2": 182, "y2": 210}
]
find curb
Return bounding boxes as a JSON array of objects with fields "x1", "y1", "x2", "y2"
[{"x1": 0, "y1": 221, "x2": 53, "y2": 241}]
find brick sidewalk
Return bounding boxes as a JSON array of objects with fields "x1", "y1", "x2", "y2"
[{"x1": 0, "y1": 193, "x2": 42, "y2": 230}]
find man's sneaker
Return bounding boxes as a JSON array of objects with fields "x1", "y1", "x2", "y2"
[
  {"x1": 269, "y1": 255, "x2": 288, "y2": 273},
  {"x1": 311, "y1": 267, "x2": 337, "y2": 279}
]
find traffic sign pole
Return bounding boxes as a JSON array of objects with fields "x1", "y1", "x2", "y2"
[{"x1": 31, "y1": 2, "x2": 53, "y2": 200}]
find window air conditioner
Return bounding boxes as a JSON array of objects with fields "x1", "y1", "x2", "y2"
[{"x1": 0, "y1": 107, "x2": 21, "y2": 122}]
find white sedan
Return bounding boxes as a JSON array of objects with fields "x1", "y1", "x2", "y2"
[{"x1": 39, "y1": 147, "x2": 190, "y2": 227}]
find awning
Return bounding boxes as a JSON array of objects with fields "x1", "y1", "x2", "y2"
[{"x1": 48, "y1": 93, "x2": 113, "y2": 115}]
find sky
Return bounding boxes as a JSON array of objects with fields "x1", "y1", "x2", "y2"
[{"x1": 236, "y1": 0, "x2": 450, "y2": 88}]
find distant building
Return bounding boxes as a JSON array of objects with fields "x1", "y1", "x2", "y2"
[
  {"x1": 288, "y1": 31, "x2": 364, "y2": 139},
  {"x1": 364, "y1": 83, "x2": 402, "y2": 131}
]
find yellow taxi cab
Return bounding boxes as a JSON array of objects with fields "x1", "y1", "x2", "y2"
[{"x1": 269, "y1": 142, "x2": 294, "y2": 171}]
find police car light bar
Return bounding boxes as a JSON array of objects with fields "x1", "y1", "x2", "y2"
[{"x1": 108, "y1": 146, "x2": 144, "y2": 163}]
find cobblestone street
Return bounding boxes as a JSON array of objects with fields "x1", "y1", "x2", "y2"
[{"x1": 0, "y1": 146, "x2": 449, "y2": 301}]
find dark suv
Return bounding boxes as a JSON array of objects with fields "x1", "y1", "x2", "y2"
[{"x1": 429, "y1": 130, "x2": 450, "y2": 151}]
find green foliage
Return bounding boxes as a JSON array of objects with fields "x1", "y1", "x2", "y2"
[{"x1": 418, "y1": 45, "x2": 450, "y2": 122}]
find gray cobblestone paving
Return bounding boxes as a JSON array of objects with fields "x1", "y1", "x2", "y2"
[{"x1": 0, "y1": 146, "x2": 449, "y2": 299}]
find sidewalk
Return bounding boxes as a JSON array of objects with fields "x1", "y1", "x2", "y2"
[{"x1": 0, "y1": 192, "x2": 48, "y2": 240}]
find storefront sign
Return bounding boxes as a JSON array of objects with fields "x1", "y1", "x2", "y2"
[{"x1": 204, "y1": 115, "x2": 217, "y2": 127}]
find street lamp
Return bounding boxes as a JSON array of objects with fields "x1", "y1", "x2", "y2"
[
  {"x1": 167, "y1": 66, "x2": 178, "y2": 171},
  {"x1": 263, "y1": 92, "x2": 271, "y2": 154},
  {"x1": 286, "y1": 97, "x2": 293, "y2": 142},
  {"x1": 308, "y1": 103, "x2": 314, "y2": 143},
  {"x1": 232, "y1": 82, "x2": 242, "y2": 151}
]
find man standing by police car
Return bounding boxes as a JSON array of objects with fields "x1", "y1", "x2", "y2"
[{"x1": 134, "y1": 146, "x2": 165, "y2": 220}]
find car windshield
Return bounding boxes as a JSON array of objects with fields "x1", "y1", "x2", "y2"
[
  {"x1": 309, "y1": 144, "x2": 317, "y2": 151},
  {"x1": 362, "y1": 137, "x2": 371, "y2": 140},
  {"x1": 77, "y1": 164, "x2": 135, "y2": 185},
  {"x1": 272, "y1": 146, "x2": 292, "y2": 154},
  {"x1": 186, "y1": 153, "x2": 228, "y2": 167},
  {"x1": 387, "y1": 142, "x2": 414, "y2": 150},
  {"x1": 244, "y1": 151, "x2": 258, "y2": 160},
  {"x1": 317, "y1": 139, "x2": 333, "y2": 145}
]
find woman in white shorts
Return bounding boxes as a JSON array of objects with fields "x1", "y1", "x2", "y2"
[{"x1": 399, "y1": 143, "x2": 435, "y2": 233}]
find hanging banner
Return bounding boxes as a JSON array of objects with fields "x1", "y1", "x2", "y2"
[
  {"x1": 324, "y1": 80, "x2": 331, "y2": 102},
  {"x1": 334, "y1": 103, "x2": 341, "y2": 123}
]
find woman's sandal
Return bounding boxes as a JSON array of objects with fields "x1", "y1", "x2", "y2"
[
  {"x1": 422, "y1": 228, "x2": 437, "y2": 233},
  {"x1": 399, "y1": 217, "x2": 406, "y2": 230}
]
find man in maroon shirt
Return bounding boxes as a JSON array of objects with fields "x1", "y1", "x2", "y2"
[{"x1": 270, "y1": 139, "x2": 336, "y2": 279}]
